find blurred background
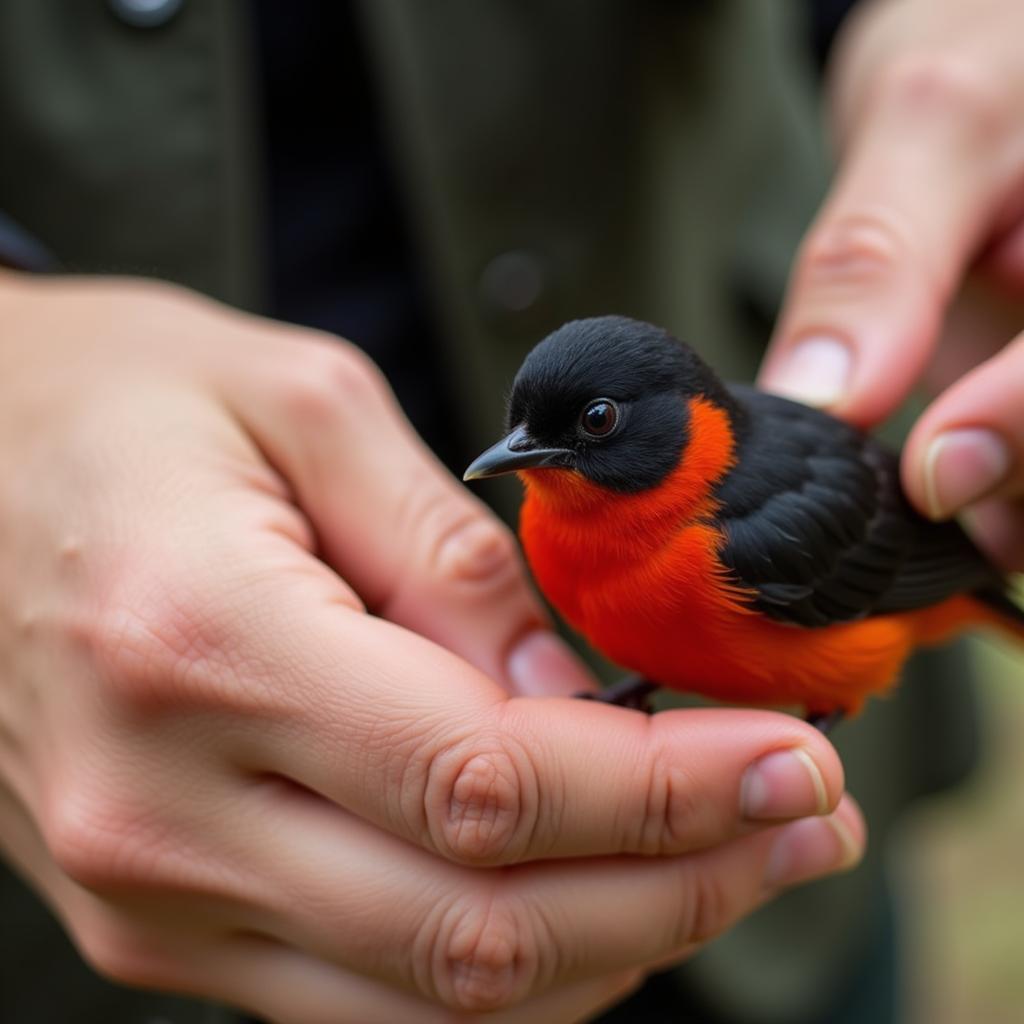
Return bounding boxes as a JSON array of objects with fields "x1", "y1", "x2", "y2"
[
  {"x1": 895, "y1": 636, "x2": 1024, "y2": 1024},
  {"x1": 1, "y1": 3, "x2": 1020, "y2": 1022}
]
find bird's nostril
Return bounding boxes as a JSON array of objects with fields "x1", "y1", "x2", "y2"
[{"x1": 507, "y1": 425, "x2": 533, "y2": 452}]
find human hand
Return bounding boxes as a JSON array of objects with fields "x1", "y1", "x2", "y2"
[
  {"x1": 0, "y1": 273, "x2": 863, "y2": 1023},
  {"x1": 760, "y1": 0, "x2": 1024, "y2": 568}
]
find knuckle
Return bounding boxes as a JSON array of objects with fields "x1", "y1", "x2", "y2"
[
  {"x1": 877, "y1": 53, "x2": 1006, "y2": 138},
  {"x1": 386, "y1": 482, "x2": 531, "y2": 619},
  {"x1": 799, "y1": 212, "x2": 906, "y2": 288},
  {"x1": 87, "y1": 590, "x2": 216, "y2": 712},
  {"x1": 429, "y1": 889, "x2": 537, "y2": 1014},
  {"x1": 432, "y1": 512, "x2": 523, "y2": 593},
  {"x1": 74, "y1": 910, "x2": 175, "y2": 989},
  {"x1": 82, "y1": 561, "x2": 256, "y2": 715},
  {"x1": 45, "y1": 788, "x2": 140, "y2": 892},
  {"x1": 424, "y1": 736, "x2": 539, "y2": 866},
  {"x1": 634, "y1": 751, "x2": 706, "y2": 855},
  {"x1": 679, "y1": 865, "x2": 736, "y2": 947},
  {"x1": 44, "y1": 775, "x2": 219, "y2": 901},
  {"x1": 275, "y1": 338, "x2": 387, "y2": 427}
]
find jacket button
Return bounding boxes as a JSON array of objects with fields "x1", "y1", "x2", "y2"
[
  {"x1": 479, "y1": 250, "x2": 546, "y2": 314},
  {"x1": 108, "y1": 0, "x2": 183, "y2": 28}
]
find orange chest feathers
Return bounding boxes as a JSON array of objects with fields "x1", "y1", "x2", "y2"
[
  {"x1": 518, "y1": 398, "x2": 751, "y2": 669},
  {"x1": 515, "y1": 397, "x2": 936, "y2": 715}
]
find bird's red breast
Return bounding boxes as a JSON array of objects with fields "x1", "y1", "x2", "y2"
[
  {"x1": 519, "y1": 396, "x2": 990, "y2": 716},
  {"x1": 464, "y1": 315, "x2": 1021, "y2": 718}
]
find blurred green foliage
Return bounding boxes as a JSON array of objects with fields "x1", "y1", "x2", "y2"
[{"x1": 894, "y1": 636, "x2": 1024, "y2": 1024}]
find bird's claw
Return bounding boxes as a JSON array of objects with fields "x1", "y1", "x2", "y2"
[
  {"x1": 806, "y1": 710, "x2": 845, "y2": 736},
  {"x1": 576, "y1": 675, "x2": 659, "y2": 714}
]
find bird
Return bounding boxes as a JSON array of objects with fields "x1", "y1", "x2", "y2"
[{"x1": 463, "y1": 315, "x2": 1024, "y2": 726}]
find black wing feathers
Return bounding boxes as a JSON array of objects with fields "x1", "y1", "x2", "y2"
[{"x1": 716, "y1": 387, "x2": 1001, "y2": 627}]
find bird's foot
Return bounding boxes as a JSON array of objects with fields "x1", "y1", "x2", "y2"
[
  {"x1": 806, "y1": 710, "x2": 845, "y2": 736},
  {"x1": 577, "y1": 674, "x2": 660, "y2": 714}
]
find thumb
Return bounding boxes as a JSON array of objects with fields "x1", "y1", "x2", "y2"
[
  {"x1": 225, "y1": 331, "x2": 597, "y2": 698},
  {"x1": 760, "y1": 62, "x2": 1011, "y2": 427},
  {"x1": 903, "y1": 332, "x2": 1024, "y2": 513}
]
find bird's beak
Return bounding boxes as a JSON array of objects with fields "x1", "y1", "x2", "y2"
[{"x1": 463, "y1": 424, "x2": 575, "y2": 481}]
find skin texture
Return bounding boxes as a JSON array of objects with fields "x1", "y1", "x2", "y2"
[
  {"x1": 0, "y1": 274, "x2": 861, "y2": 1023},
  {"x1": 761, "y1": 0, "x2": 1024, "y2": 571}
]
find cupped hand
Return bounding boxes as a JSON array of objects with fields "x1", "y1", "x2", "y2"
[
  {"x1": 760, "y1": 0, "x2": 1024, "y2": 568},
  {"x1": 0, "y1": 274, "x2": 862, "y2": 1024}
]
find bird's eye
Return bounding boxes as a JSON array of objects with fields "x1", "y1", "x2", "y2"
[{"x1": 579, "y1": 399, "x2": 619, "y2": 438}]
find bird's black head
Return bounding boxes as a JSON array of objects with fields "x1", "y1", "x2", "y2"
[{"x1": 464, "y1": 316, "x2": 743, "y2": 493}]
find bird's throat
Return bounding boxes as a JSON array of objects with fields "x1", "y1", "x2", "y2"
[{"x1": 518, "y1": 398, "x2": 738, "y2": 578}]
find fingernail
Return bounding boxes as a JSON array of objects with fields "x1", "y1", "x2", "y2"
[
  {"x1": 764, "y1": 812, "x2": 862, "y2": 889},
  {"x1": 740, "y1": 748, "x2": 829, "y2": 820},
  {"x1": 765, "y1": 337, "x2": 852, "y2": 408},
  {"x1": 923, "y1": 428, "x2": 1012, "y2": 520},
  {"x1": 506, "y1": 630, "x2": 597, "y2": 698}
]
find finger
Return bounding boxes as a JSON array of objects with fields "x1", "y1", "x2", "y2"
[
  {"x1": 97, "y1": 492, "x2": 845, "y2": 867},
  {"x1": 984, "y1": 214, "x2": 1024, "y2": 291},
  {"x1": 217, "y1": 584, "x2": 845, "y2": 863},
  {"x1": 192, "y1": 934, "x2": 641, "y2": 1024},
  {"x1": 962, "y1": 496, "x2": 1024, "y2": 571},
  {"x1": 230, "y1": 780, "x2": 863, "y2": 1015},
  {"x1": 916, "y1": 276, "x2": 1022, "y2": 398},
  {"x1": 760, "y1": 58, "x2": 1016, "y2": 426},
  {"x1": 169, "y1": 935, "x2": 460, "y2": 1024},
  {"x1": 903, "y1": 333, "x2": 1024, "y2": 523},
  {"x1": 225, "y1": 332, "x2": 595, "y2": 697}
]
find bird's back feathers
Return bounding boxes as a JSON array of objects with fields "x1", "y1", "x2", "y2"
[
  {"x1": 716, "y1": 386, "x2": 1004, "y2": 627},
  {"x1": 474, "y1": 314, "x2": 1021, "y2": 715}
]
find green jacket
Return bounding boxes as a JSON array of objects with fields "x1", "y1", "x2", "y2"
[{"x1": 0, "y1": 2, "x2": 977, "y2": 1021}]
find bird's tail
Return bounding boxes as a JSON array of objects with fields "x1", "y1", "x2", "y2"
[{"x1": 972, "y1": 582, "x2": 1024, "y2": 645}]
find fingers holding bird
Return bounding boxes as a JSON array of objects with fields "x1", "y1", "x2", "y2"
[
  {"x1": 903, "y1": 332, "x2": 1024, "y2": 568},
  {"x1": 194, "y1": 768, "x2": 863, "y2": 1016},
  {"x1": 64, "y1": 517, "x2": 858, "y2": 1019},
  {"x1": 760, "y1": 0, "x2": 1024, "y2": 572},
  {"x1": 219, "y1": 584, "x2": 847, "y2": 865},
  {"x1": 761, "y1": 0, "x2": 1024, "y2": 426},
  {"x1": 226, "y1": 330, "x2": 594, "y2": 698}
]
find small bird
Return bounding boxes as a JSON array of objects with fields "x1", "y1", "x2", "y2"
[{"x1": 464, "y1": 316, "x2": 1024, "y2": 723}]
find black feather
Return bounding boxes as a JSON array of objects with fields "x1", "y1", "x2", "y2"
[
  {"x1": 972, "y1": 587, "x2": 1024, "y2": 629},
  {"x1": 717, "y1": 387, "x2": 1003, "y2": 626},
  {"x1": 505, "y1": 316, "x2": 1015, "y2": 629},
  {"x1": 507, "y1": 317, "x2": 743, "y2": 493}
]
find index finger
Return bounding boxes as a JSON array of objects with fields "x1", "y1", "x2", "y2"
[
  {"x1": 220, "y1": 569, "x2": 845, "y2": 866},
  {"x1": 223, "y1": 331, "x2": 595, "y2": 698},
  {"x1": 760, "y1": 56, "x2": 1016, "y2": 426}
]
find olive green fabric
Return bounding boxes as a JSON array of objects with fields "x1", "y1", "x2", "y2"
[
  {"x1": 358, "y1": 0, "x2": 823, "y2": 464},
  {"x1": 0, "y1": 2, "x2": 978, "y2": 1022},
  {"x1": 0, "y1": 0, "x2": 263, "y2": 308}
]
